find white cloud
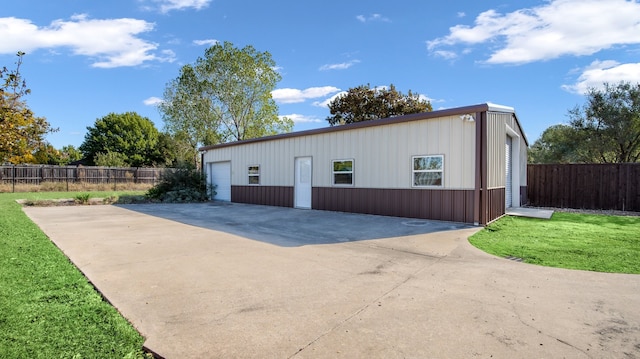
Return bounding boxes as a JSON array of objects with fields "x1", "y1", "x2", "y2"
[
  {"x1": 149, "y1": 0, "x2": 212, "y2": 13},
  {"x1": 193, "y1": 39, "x2": 219, "y2": 46},
  {"x1": 272, "y1": 86, "x2": 341, "y2": 104},
  {"x1": 428, "y1": 0, "x2": 640, "y2": 64},
  {"x1": 319, "y1": 60, "x2": 360, "y2": 71},
  {"x1": 143, "y1": 96, "x2": 164, "y2": 106},
  {"x1": 312, "y1": 91, "x2": 347, "y2": 108},
  {"x1": 159, "y1": 49, "x2": 176, "y2": 60},
  {"x1": 0, "y1": 15, "x2": 174, "y2": 68},
  {"x1": 457, "y1": 12, "x2": 466, "y2": 18},
  {"x1": 433, "y1": 50, "x2": 458, "y2": 60},
  {"x1": 356, "y1": 14, "x2": 391, "y2": 23},
  {"x1": 280, "y1": 114, "x2": 323, "y2": 124},
  {"x1": 419, "y1": 94, "x2": 443, "y2": 104},
  {"x1": 562, "y1": 60, "x2": 640, "y2": 94}
]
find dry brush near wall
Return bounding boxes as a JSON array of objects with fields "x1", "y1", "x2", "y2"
[{"x1": 0, "y1": 165, "x2": 169, "y2": 193}]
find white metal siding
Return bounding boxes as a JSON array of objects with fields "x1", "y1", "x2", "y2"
[
  {"x1": 519, "y1": 134, "x2": 528, "y2": 187},
  {"x1": 486, "y1": 112, "x2": 507, "y2": 189},
  {"x1": 202, "y1": 115, "x2": 477, "y2": 190},
  {"x1": 486, "y1": 111, "x2": 527, "y2": 190}
]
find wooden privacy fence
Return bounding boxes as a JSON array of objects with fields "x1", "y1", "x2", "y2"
[
  {"x1": 527, "y1": 163, "x2": 640, "y2": 211},
  {"x1": 0, "y1": 165, "x2": 169, "y2": 191}
]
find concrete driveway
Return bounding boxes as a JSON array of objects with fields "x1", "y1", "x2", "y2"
[{"x1": 23, "y1": 203, "x2": 640, "y2": 359}]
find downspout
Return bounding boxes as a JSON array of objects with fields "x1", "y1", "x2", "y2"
[
  {"x1": 473, "y1": 111, "x2": 487, "y2": 226},
  {"x1": 473, "y1": 112, "x2": 481, "y2": 226}
]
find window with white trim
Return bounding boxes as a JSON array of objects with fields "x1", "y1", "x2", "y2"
[
  {"x1": 332, "y1": 159, "x2": 353, "y2": 185},
  {"x1": 412, "y1": 155, "x2": 443, "y2": 187},
  {"x1": 248, "y1": 165, "x2": 260, "y2": 185}
]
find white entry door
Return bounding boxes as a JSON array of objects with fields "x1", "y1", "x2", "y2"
[
  {"x1": 210, "y1": 161, "x2": 231, "y2": 201},
  {"x1": 294, "y1": 157, "x2": 312, "y2": 209},
  {"x1": 505, "y1": 136, "x2": 512, "y2": 209}
]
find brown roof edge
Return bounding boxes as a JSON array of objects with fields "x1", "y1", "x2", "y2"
[
  {"x1": 199, "y1": 103, "x2": 515, "y2": 151},
  {"x1": 513, "y1": 112, "x2": 529, "y2": 147}
]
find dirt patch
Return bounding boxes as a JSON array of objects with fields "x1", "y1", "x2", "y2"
[
  {"x1": 16, "y1": 195, "x2": 152, "y2": 207},
  {"x1": 17, "y1": 198, "x2": 114, "y2": 206}
]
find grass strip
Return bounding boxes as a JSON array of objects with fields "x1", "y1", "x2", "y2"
[
  {"x1": 469, "y1": 212, "x2": 640, "y2": 274},
  {"x1": 0, "y1": 191, "x2": 149, "y2": 358}
]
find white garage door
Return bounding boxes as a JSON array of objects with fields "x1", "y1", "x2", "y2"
[{"x1": 209, "y1": 161, "x2": 231, "y2": 201}]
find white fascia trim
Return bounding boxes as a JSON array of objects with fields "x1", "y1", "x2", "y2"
[{"x1": 486, "y1": 102, "x2": 515, "y2": 113}]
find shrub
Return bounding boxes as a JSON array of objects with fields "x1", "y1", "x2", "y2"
[
  {"x1": 74, "y1": 193, "x2": 91, "y2": 204},
  {"x1": 112, "y1": 194, "x2": 148, "y2": 204},
  {"x1": 146, "y1": 167, "x2": 215, "y2": 202}
]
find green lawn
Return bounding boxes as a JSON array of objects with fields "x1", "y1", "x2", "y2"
[
  {"x1": 0, "y1": 191, "x2": 150, "y2": 358},
  {"x1": 469, "y1": 212, "x2": 640, "y2": 274}
]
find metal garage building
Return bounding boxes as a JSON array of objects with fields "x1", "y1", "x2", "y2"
[{"x1": 200, "y1": 103, "x2": 528, "y2": 225}]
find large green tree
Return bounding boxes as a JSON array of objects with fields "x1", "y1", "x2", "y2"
[
  {"x1": 0, "y1": 52, "x2": 56, "y2": 163},
  {"x1": 31, "y1": 144, "x2": 85, "y2": 165},
  {"x1": 32, "y1": 143, "x2": 63, "y2": 165},
  {"x1": 155, "y1": 131, "x2": 197, "y2": 168},
  {"x1": 326, "y1": 84, "x2": 432, "y2": 126},
  {"x1": 160, "y1": 41, "x2": 292, "y2": 157},
  {"x1": 569, "y1": 82, "x2": 640, "y2": 163},
  {"x1": 79, "y1": 112, "x2": 164, "y2": 167},
  {"x1": 528, "y1": 124, "x2": 584, "y2": 163},
  {"x1": 159, "y1": 64, "x2": 219, "y2": 166},
  {"x1": 529, "y1": 82, "x2": 640, "y2": 164},
  {"x1": 59, "y1": 145, "x2": 83, "y2": 164}
]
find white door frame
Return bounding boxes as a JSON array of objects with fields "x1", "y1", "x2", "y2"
[
  {"x1": 505, "y1": 135, "x2": 513, "y2": 209},
  {"x1": 505, "y1": 125, "x2": 521, "y2": 208},
  {"x1": 294, "y1": 156, "x2": 312, "y2": 209}
]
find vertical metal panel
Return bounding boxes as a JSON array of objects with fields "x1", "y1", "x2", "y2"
[
  {"x1": 519, "y1": 135, "x2": 528, "y2": 187},
  {"x1": 474, "y1": 111, "x2": 485, "y2": 225},
  {"x1": 312, "y1": 187, "x2": 475, "y2": 223},
  {"x1": 485, "y1": 112, "x2": 507, "y2": 189},
  {"x1": 204, "y1": 114, "x2": 476, "y2": 190},
  {"x1": 485, "y1": 111, "x2": 527, "y2": 191},
  {"x1": 481, "y1": 188, "x2": 505, "y2": 224},
  {"x1": 231, "y1": 185, "x2": 293, "y2": 207}
]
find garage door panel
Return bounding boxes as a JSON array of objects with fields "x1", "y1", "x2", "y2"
[{"x1": 505, "y1": 136, "x2": 512, "y2": 209}]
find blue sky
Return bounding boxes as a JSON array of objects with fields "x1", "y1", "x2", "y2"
[{"x1": 2, "y1": 0, "x2": 640, "y2": 149}]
